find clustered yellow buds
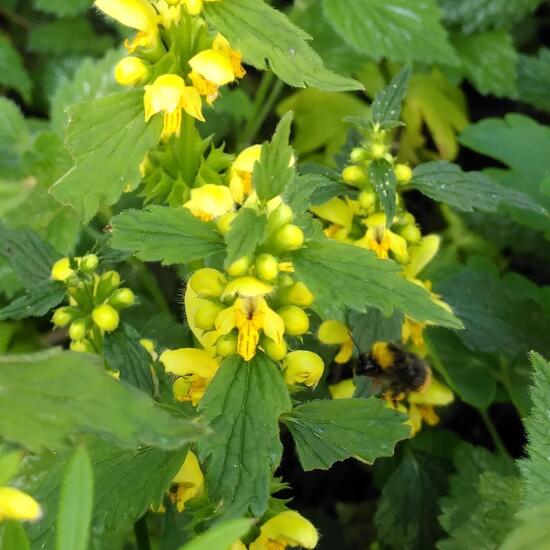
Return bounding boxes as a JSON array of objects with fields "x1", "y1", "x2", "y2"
[{"x1": 50, "y1": 255, "x2": 135, "y2": 353}]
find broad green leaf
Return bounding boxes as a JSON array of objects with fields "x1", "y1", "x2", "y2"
[
  {"x1": 368, "y1": 159, "x2": 397, "y2": 225},
  {"x1": 33, "y1": 0, "x2": 91, "y2": 16},
  {"x1": 349, "y1": 309, "x2": 403, "y2": 352},
  {"x1": 253, "y1": 113, "x2": 295, "y2": 203},
  {"x1": 51, "y1": 91, "x2": 162, "y2": 222},
  {"x1": 0, "y1": 349, "x2": 207, "y2": 451},
  {"x1": 179, "y1": 519, "x2": 253, "y2": 550},
  {"x1": 501, "y1": 503, "x2": 550, "y2": 550},
  {"x1": 0, "y1": 280, "x2": 65, "y2": 321},
  {"x1": 0, "y1": 522, "x2": 31, "y2": 550},
  {"x1": 517, "y1": 49, "x2": 550, "y2": 113},
  {"x1": 375, "y1": 448, "x2": 447, "y2": 550},
  {"x1": 0, "y1": 450, "x2": 22, "y2": 485},
  {"x1": 0, "y1": 97, "x2": 31, "y2": 179},
  {"x1": 204, "y1": 0, "x2": 362, "y2": 92},
  {"x1": 292, "y1": 240, "x2": 462, "y2": 328},
  {"x1": 371, "y1": 67, "x2": 411, "y2": 126},
  {"x1": 0, "y1": 226, "x2": 60, "y2": 289},
  {"x1": 412, "y1": 161, "x2": 546, "y2": 215},
  {"x1": 224, "y1": 209, "x2": 267, "y2": 267},
  {"x1": 282, "y1": 398, "x2": 409, "y2": 470},
  {"x1": 451, "y1": 31, "x2": 517, "y2": 97},
  {"x1": 520, "y1": 353, "x2": 550, "y2": 509},
  {"x1": 322, "y1": 0, "x2": 458, "y2": 66},
  {"x1": 57, "y1": 447, "x2": 94, "y2": 550},
  {"x1": 103, "y1": 323, "x2": 155, "y2": 396},
  {"x1": 198, "y1": 354, "x2": 291, "y2": 516},
  {"x1": 111, "y1": 206, "x2": 225, "y2": 265},
  {"x1": 0, "y1": 34, "x2": 32, "y2": 102}
]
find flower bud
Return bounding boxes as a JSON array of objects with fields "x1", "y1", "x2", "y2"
[
  {"x1": 401, "y1": 212, "x2": 416, "y2": 225},
  {"x1": 217, "y1": 212, "x2": 237, "y2": 235},
  {"x1": 184, "y1": 0, "x2": 203, "y2": 15},
  {"x1": 278, "y1": 306, "x2": 309, "y2": 336},
  {"x1": 359, "y1": 191, "x2": 376, "y2": 211},
  {"x1": 227, "y1": 256, "x2": 252, "y2": 277},
  {"x1": 194, "y1": 301, "x2": 225, "y2": 331},
  {"x1": 261, "y1": 336, "x2": 288, "y2": 361},
  {"x1": 371, "y1": 143, "x2": 386, "y2": 159},
  {"x1": 342, "y1": 165, "x2": 367, "y2": 186},
  {"x1": 318, "y1": 320, "x2": 350, "y2": 345},
  {"x1": 109, "y1": 288, "x2": 135, "y2": 309},
  {"x1": 267, "y1": 204, "x2": 293, "y2": 231},
  {"x1": 52, "y1": 306, "x2": 79, "y2": 328},
  {"x1": 216, "y1": 333, "x2": 238, "y2": 357},
  {"x1": 283, "y1": 350, "x2": 324, "y2": 387},
  {"x1": 92, "y1": 304, "x2": 120, "y2": 332},
  {"x1": 279, "y1": 282, "x2": 314, "y2": 307},
  {"x1": 272, "y1": 224, "x2": 304, "y2": 252},
  {"x1": 115, "y1": 57, "x2": 149, "y2": 86},
  {"x1": 189, "y1": 268, "x2": 226, "y2": 298},
  {"x1": 256, "y1": 254, "x2": 279, "y2": 281},
  {"x1": 51, "y1": 258, "x2": 74, "y2": 282},
  {"x1": 80, "y1": 254, "x2": 99, "y2": 273},
  {"x1": 394, "y1": 164, "x2": 413, "y2": 185},
  {"x1": 69, "y1": 319, "x2": 89, "y2": 341},
  {"x1": 401, "y1": 224, "x2": 421, "y2": 243},
  {"x1": 350, "y1": 147, "x2": 368, "y2": 163},
  {"x1": 95, "y1": 271, "x2": 121, "y2": 302},
  {"x1": 70, "y1": 339, "x2": 95, "y2": 353}
]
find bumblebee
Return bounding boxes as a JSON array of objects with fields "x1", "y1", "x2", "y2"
[{"x1": 355, "y1": 341, "x2": 431, "y2": 400}]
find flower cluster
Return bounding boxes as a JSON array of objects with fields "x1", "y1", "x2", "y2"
[
  {"x1": 51, "y1": 255, "x2": 135, "y2": 352},
  {"x1": 95, "y1": 0, "x2": 245, "y2": 140}
]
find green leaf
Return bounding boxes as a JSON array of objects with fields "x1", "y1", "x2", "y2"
[
  {"x1": 0, "y1": 280, "x2": 65, "y2": 321},
  {"x1": 103, "y1": 323, "x2": 155, "y2": 396},
  {"x1": 0, "y1": 34, "x2": 32, "y2": 102},
  {"x1": 224, "y1": 208, "x2": 267, "y2": 267},
  {"x1": 282, "y1": 398, "x2": 409, "y2": 471},
  {"x1": 111, "y1": 206, "x2": 225, "y2": 265},
  {"x1": 368, "y1": 159, "x2": 397, "y2": 225},
  {"x1": 519, "y1": 353, "x2": 550, "y2": 509},
  {"x1": 0, "y1": 522, "x2": 31, "y2": 550},
  {"x1": 371, "y1": 67, "x2": 411, "y2": 126},
  {"x1": 51, "y1": 91, "x2": 162, "y2": 223},
  {"x1": 57, "y1": 447, "x2": 94, "y2": 550},
  {"x1": 253, "y1": 113, "x2": 295, "y2": 203},
  {"x1": 0, "y1": 349, "x2": 207, "y2": 452},
  {"x1": 197, "y1": 354, "x2": 291, "y2": 516},
  {"x1": 322, "y1": 0, "x2": 458, "y2": 66},
  {"x1": 0, "y1": 450, "x2": 22, "y2": 485},
  {"x1": 451, "y1": 31, "x2": 517, "y2": 97},
  {"x1": 0, "y1": 226, "x2": 60, "y2": 289},
  {"x1": 292, "y1": 240, "x2": 462, "y2": 328},
  {"x1": 517, "y1": 49, "x2": 550, "y2": 113},
  {"x1": 0, "y1": 97, "x2": 31, "y2": 179},
  {"x1": 349, "y1": 309, "x2": 403, "y2": 352},
  {"x1": 33, "y1": 0, "x2": 91, "y2": 16},
  {"x1": 204, "y1": 0, "x2": 362, "y2": 92},
  {"x1": 411, "y1": 161, "x2": 546, "y2": 215},
  {"x1": 501, "y1": 502, "x2": 550, "y2": 550},
  {"x1": 179, "y1": 519, "x2": 253, "y2": 550},
  {"x1": 375, "y1": 448, "x2": 447, "y2": 550}
]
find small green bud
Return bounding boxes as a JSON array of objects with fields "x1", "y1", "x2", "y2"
[
  {"x1": 394, "y1": 164, "x2": 413, "y2": 185},
  {"x1": 342, "y1": 165, "x2": 367, "y2": 186},
  {"x1": 80, "y1": 254, "x2": 99, "y2": 273},
  {"x1": 69, "y1": 318, "x2": 89, "y2": 341},
  {"x1": 92, "y1": 304, "x2": 120, "y2": 332},
  {"x1": 109, "y1": 288, "x2": 135, "y2": 309},
  {"x1": 359, "y1": 191, "x2": 376, "y2": 211},
  {"x1": 194, "y1": 301, "x2": 225, "y2": 331},
  {"x1": 272, "y1": 224, "x2": 304, "y2": 252},
  {"x1": 70, "y1": 339, "x2": 95, "y2": 353},
  {"x1": 278, "y1": 306, "x2": 309, "y2": 336},
  {"x1": 279, "y1": 282, "x2": 314, "y2": 307},
  {"x1": 227, "y1": 256, "x2": 252, "y2": 277},
  {"x1": 350, "y1": 147, "x2": 368, "y2": 163},
  {"x1": 267, "y1": 204, "x2": 293, "y2": 231},
  {"x1": 256, "y1": 254, "x2": 279, "y2": 281},
  {"x1": 262, "y1": 336, "x2": 288, "y2": 361},
  {"x1": 216, "y1": 333, "x2": 238, "y2": 357},
  {"x1": 52, "y1": 307, "x2": 79, "y2": 328},
  {"x1": 371, "y1": 143, "x2": 386, "y2": 159},
  {"x1": 189, "y1": 268, "x2": 226, "y2": 298},
  {"x1": 401, "y1": 224, "x2": 422, "y2": 243},
  {"x1": 95, "y1": 271, "x2": 121, "y2": 303}
]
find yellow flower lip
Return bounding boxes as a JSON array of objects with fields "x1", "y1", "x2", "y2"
[
  {"x1": 171, "y1": 451, "x2": 204, "y2": 512},
  {"x1": 189, "y1": 50, "x2": 235, "y2": 86},
  {"x1": 408, "y1": 377, "x2": 454, "y2": 406},
  {"x1": 222, "y1": 277, "x2": 274, "y2": 299},
  {"x1": 250, "y1": 510, "x2": 319, "y2": 550},
  {"x1": 95, "y1": 0, "x2": 158, "y2": 33},
  {"x1": 0, "y1": 487, "x2": 42, "y2": 522},
  {"x1": 184, "y1": 184, "x2": 235, "y2": 222},
  {"x1": 160, "y1": 348, "x2": 218, "y2": 378},
  {"x1": 51, "y1": 257, "x2": 74, "y2": 282},
  {"x1": 283, "y1": 351, "x2": 324, "y2": 388},
  {"x1": 318, "y1": 320, "x2": 350, "y2": 345}
]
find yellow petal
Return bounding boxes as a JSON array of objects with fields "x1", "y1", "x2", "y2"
[
  {"x1": 317, "y1": 320, "x2": 350, "y2": 345},
  {"x1": 335, "y1": 339, "x2": 354, "y2": 364},
  {"x1": 250, "y1": 511, "x2": 319, "y2": 550},
  {"x1": 283, "y1": 351, "x2": 324, "y2": 388},
  {"x1": 404, "y1": 234, "x2": 441, "y2": 279},
  {"x1": 180, "y1": 85, "x2": 205, "y2": 122},
  {"x1": 0, "y1": 487, "x2": 42, "y2": 522},
  {"x1": 258, "y1": 299, "x2": 285, "y2": 346},
  {"x1": 51, "y1": 257, "x2": 74, "y2": 281},
  {"x1": 184, "y1": 184, "x2": 234, "y2": 221},
  {"x1": 160, "y1": 348, "x2": 218, "y2": 378},
  {"x1": 222, "y1": 277, "x2": 273, "y2": 299},
  {"x1": 95, "y1": 0, "x2": 158, "y2": 31},
  {"x1": 388, "y1": 230, "x2": 409, "y2": 263},
  {"x1": 329, "y1": 378, "x2": 356, "y2": 399},
  {"x1": 171, "y1": 451, "x2": 204, "y2": 512},
  {"x1": 311, "y1": 197, "x2": 354, "y2": 231},
  {"x1": 232, "y1": 144, "x2": 262, "y2": 173},
  {"x1": 189, "y1": 49, "x2": 235, "y2": 86},
  {"x1": 409, "y1": 377, "x2": 454, "y2": 406},
  {"x1": 184, "y1": 285, "x2": 215, "y2": 352}
]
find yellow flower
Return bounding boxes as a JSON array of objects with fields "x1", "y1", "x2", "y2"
[
  {"x1": 51, "y1": 257, "x2": 74, "y2": 281},
  {"x1": 184, "y1": 184, "x2": 234, "y2": 221},
  {"x1": 355, "y1": 213, "x2": 408, "y2": 262},
  {"x1": 310, "y1": 197, "x2": 354, "y2": 233},
  {"x1": 402, "y1": 317, "x2": 426, "y2": 353},
  {"x1": 170, "y1": 451, "x2": 204, "y2": 512},
  {"x1": 0, "y1": 487, "x2": 42, "y2": 522},
  {"x1": 144, "y1": 74, "x2": 204, "y2": 140},
  {"x1": 329, "y1": 378, "x2": 356, "y2": 399},
  {"x1": 403, "y1": 234, "x2": 440, "y2": 279},
  {"x1": 317, "y1": 320, "x2": 353, "y2": 364},
  {"x1": 183, "y1": 0, "x2": 221, "y2": 16},
  {"x1": 160, "y1": 348, "x2": 219, "y2": 405},
  {"x1": 408, "y1": 378, "x2": 454, "y2": 434},
  {"x1": 250, "y1": 511, "x2": 319, "y2": 550},
  {"x1": 215, "y1": 296, "x2": 284, "y2": 361},
  {"x1": 221, "y1": 277, "x2": 273, "y2": 300},
  {"x1": 114, "y1": 56, "x2": 149, "y2": 86},
  {"x1": 229, "y1": 145, "x2": 262, "y2": 203},
  {"x1": 282, "y1": 351, "x2": 324, "y2": 387}
]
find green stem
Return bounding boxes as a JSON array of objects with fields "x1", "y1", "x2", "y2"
[
  {"x1": 134, "y1": 517, "x2": 152, "y2": 550},
  {"x1": 479, "y1": 409, "x2": 509, "y2": 457}
]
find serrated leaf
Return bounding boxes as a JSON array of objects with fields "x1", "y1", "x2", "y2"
[
  {"x1": 57, "y1": 447, "x2": 93, "y2": 550},
  {"x1": 33, "y1": 0, "x2": 91, "y2": 16},
  {"x1": 0, "y1": 97, "x2": 31, "y2": 179},
  {"x1": 253, "y1": 113, "x2": 295, "y2": 203},
  {"x1": 282, "y1": 398, "x2": 409, "y2": 470},
  {"x1": 349, "y1": 309, "x2": 404, "y2": 352},
  {"x1": 51, "y1": 91, "x2": 162, "y2": 223},
  {"x1": 500, "y1": 502, "x2": 550, "y2": 550},
  {"x1": 292, "y1": 240, "x2": 462, "y2": 328},
  {"x1": 111, "y1": 206, "x2": 225, "y2": 265},
  {"x1": 375, "y1": 448, "x2": 447, "y2": 550},
  {"x1": 0, "y1": 349, "x2": 207, "y2": 452},
  {"x1": 0, "y1": 34, "x2": 32, "y2": 102},
  {"x1": 517, "y1": 49, "x2": 550, "y2": 113},
  {"x1": 224, "y1": 208, "x2": 267, "y2": 267},
  {"x1": 371, "y1": 67, "x2": 411, "y2": 126},
  {"x1": 412, "y1": 161, "x2": 546, "y2": 215},
  {"x1": 368, "y1": 159, "x2": 397, "y2": 225},
  {"x1": 179, "y1": 519, "x2": 253, "y2": 550},
  {"x1": 322, "y1": 0, "x2": 458, "y2": 66},
  {"x1": 0, "y1": 280, "x2": 65, "y2": 321},
  {"x1": 204, "y1": 0, "x2": 362, "y2": 92},
  {"x1": 103, "y1": 323, "x2": 155, "y2": 396},
  {"x1": 197, "y1": 354, "x2": 291, "y2": 516}
]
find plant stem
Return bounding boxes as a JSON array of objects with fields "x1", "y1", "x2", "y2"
[
  {"x1": 479, "y1": 408, "x2": 509, "y2": 457},
  {"x1": 134, "y1": 517, "x2": 152, "y2": 550}
]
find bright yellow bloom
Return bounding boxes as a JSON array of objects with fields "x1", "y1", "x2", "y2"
[
  {"x1": 0, "y1": 487, "x2": 42, "y2": 522},
  {"x1": 51, "y1": 257, "x2": 74, "y2": 281},
  {"x1": 160, "y1": 348, "x2": 219, "y2": 405},
  {"x1": 283, "y1": 351, "x2": 324, "y2": 387},
  {"x1": 215, "y1": 296, "x2": 284, "y2": 361},
  {"x1": 355, "y1": 213, "x2": 408, "y2": 262},
  {"x1": 329, "y1": 378, "x2": 356, "y2": 399},
  {"x1": 250, "y1": 511, "x2": 319, "y2": 550},
  {"x1": 403, "y1": 234, "x2": 440, "y2": 279},
  {"x1": 184, "y1": 184, "x2": 234, "y2": 221},
  {"x1": 318, "y1": 320, "x2": 353, "y2": 364},
  {"x1": 407, "y1": 378, "x2": 454, "y2": 434},
  {"x1": 183, "y1": 0, "x2": 221, "y2": 16},
  {"x1": 311, "y1": 197, "x2": 354, "y2": 233},
  {"x1": 114, "y1": 56, "x2": 149, "y2": 86},
  {"x1": 229, "y1": 145, "x2": 262, "y2": 203},
  {"x1": 221, "y1": 277, "x2": 273, "y2": 300},
  {"x1": 402, "y1": 317, "x2": 426, "y2": 353},
  {"x1": 170, "y1": 451, "x2": 204, "y2": 512},
  {"x1": 144, "y1": 74, "x2": 204, "y2": 140}
]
